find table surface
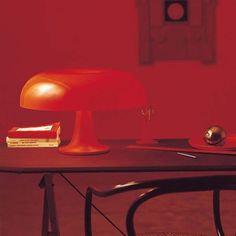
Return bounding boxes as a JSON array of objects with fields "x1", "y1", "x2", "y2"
[{"x1": 1, "y1": 139, "x2": 236, "y2": 173}]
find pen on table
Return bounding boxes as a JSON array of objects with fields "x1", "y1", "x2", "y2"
[{"x1": 177, "y1": 152, "x2": 197, "y2": 159}]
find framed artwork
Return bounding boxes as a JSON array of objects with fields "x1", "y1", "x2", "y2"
[{"x1": 136, "y1": 0, "x2": 217, "y2": 64}]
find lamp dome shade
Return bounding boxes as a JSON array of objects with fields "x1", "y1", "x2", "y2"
[{"x1": 20, "y1": 69, "x2": 146, "y2": 111}]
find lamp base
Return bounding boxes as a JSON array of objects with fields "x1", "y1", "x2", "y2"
[
  {"x1": 58, "y1": 111, "x2": 109, "y2": 155},
  {"x1": 59, "y1": 143, "x2": 109, "y2": 155}
]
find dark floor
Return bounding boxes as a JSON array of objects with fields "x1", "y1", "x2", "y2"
[{"x1": 1, "y1": 172, "x2": 236, "y2": 236}]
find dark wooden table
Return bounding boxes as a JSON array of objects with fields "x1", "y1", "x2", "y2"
[
  {"x1": 1, "y1": 139, "x2": 236, "y2": 173},
  {"x1": 1, "y1": 139, "x2": 236, "y2": 236}
]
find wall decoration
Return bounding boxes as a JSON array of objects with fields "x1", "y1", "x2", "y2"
[
  {"x1": 136, "y1": 0, "x2": 217, "y2": 64},
  {"x1": 165, "y1": 0, "x2": 188, "y2": 22}
]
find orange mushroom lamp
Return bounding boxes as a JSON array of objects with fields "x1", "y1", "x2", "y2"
[{"x1": 20, "y1": 69, "x2": 146, "y2": 155}]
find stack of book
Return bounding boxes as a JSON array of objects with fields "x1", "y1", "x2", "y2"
[{"x1": 6, "y1": 122, "x2": 61, "y2": 148}]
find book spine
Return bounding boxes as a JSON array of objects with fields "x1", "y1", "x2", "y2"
[
  {"x1": 8, "y1": 131, "x2": 58, "y2": 139},
  {"x1": 8, "y1": 123, "x2": 60, "y2": 138},
  {"x1": 6, "y1": 137, "x2": 60, "y2": 143},
  {"x1": 7, "y1": 143, "x2": 59, "y2": 148}
]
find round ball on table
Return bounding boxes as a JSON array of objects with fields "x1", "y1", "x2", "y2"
[{"x1": 204, "y1": 125, "x2": 226, "y2": 145}]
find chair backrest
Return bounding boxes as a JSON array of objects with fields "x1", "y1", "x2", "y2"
[{"x1": 85, "y1": 175, "x2": 236, "y2": 236}]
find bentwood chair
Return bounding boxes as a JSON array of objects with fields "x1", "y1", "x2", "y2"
[{"x1": 85, "y1": 175, "x2": 236, "y2": 236}]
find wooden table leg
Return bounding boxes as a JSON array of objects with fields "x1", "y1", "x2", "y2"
[{"x1": 39, "y1": 174, "x2": 60, "y2": 236}]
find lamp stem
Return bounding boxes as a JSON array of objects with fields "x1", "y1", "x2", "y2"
[
  {"x1": 70, "y1": 111, "x2": 97, "y2": 145},
  {"x1": 59, "y1": 111, "x2": 109, "y2": 155}
]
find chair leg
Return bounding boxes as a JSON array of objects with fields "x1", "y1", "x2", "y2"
[
  {"x1": 39, "y1": 174, "x2": 60, "y2": 236},
  {"x1": 213, "y1": 189, "x2": 225, "y2": 236}
]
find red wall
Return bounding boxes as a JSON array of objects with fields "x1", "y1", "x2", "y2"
[{"x1": 0, "y1": 0, "x2": 236, "y2": 142}]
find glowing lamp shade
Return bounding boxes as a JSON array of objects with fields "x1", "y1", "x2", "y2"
[{"x1": 20, "y1": 69, "x2": 146, "y2": 155}]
